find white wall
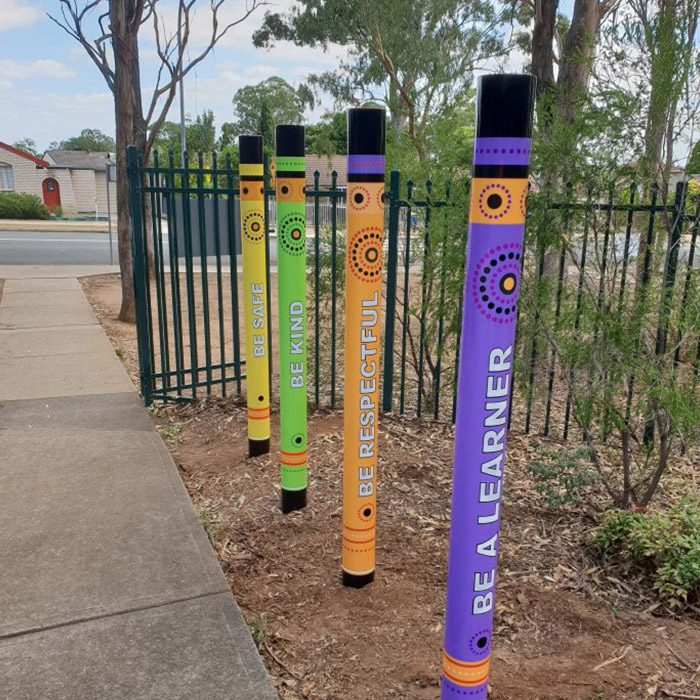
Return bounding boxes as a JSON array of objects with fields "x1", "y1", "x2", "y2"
[{"x1": 0, "y1": 147, "x2": 119, "y2": 217}]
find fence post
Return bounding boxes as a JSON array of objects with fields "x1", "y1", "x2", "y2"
[
  {"x1": 644, "y1": 180, "x2": 686, "y2": 445},
  {"x1": 127, "y1": 145, "x2": 154, "y2": 405},
  {"x1": 381, "y1": 169, "x2": 401, "y2": 413},
  {"x1": 656, "y1": 181, "x2": 686, "y2": 356}
]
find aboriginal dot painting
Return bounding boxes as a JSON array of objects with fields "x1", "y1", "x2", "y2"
[
  {"x1": 342, "y1": 107, "x2": 386, "y2": 588},
  {"x1": 471, "y1": 243, "x2": 522, "y2": 324},
  {"x1": 276, "y1": 178, "x2": 306, "y2": 202},
  {"x1": 349, "y1": 226, "x2": 384, "y2": 282},
  {"x1": 238, "y1": 136, "x2": 270, "y2": 458},
  {"x1": 348, "y1": 183, "x2": 384, "y2": 215},
  {"x1": 469, "y1": 178, "x2": 528, "y2": 225},
  {"x1": 243, "y1": 211, "x2": 265, "y2": 243},
  {"x1": 275, "y1": 126, "x2": 308, "y2": 513},
  {"x1": 278, "y1": 212, "x2": 306, "y2": 256},
  {"x1": 442, "y1": 74, "x2": 536, "y2": 700}
]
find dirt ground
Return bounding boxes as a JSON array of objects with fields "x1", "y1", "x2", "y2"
[{"x1": 82, "y1": 273, "x2": 700, "y2": 700}]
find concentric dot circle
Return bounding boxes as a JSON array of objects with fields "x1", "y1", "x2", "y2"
[
  {"x1": 277, "y1": 180, "x2": 293, "y2": 201},
  {"x1": 478, "y1": 183, "x2": 513, "y2": 220},
  {"x1": 519, "y1": 186, "x2": 527, "y2": 217},
  {"x1": 279, "y1": 212, "x2": 306, "y2": 256},
  {"x1": 243, "y1": 211, "x2": 265, "y2": 243},
  {"x1": 358, "y1": 504, "x2": 374, "y2": 522},
  {"x1": 470, "y1": 630, "x2": 491, "y2": 657},
  {"x1": 349, "y1": 185, "x2": 370, "y2": 211},
  {"x1": 349, "y1": 227, "x2": 383, "y2": 282},
  {"x1": 376, "y1": 187, "x2": 385, "y2": 209},
  {"x1": 471, "y1": 243, "x2": 521, "y2": 323}
]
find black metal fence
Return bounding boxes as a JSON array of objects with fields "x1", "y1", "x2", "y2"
[{"x1": 127, "y1": 147, "x2": 700, "y2": 441}]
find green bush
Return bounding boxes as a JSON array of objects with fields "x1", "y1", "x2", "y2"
[
  {"x1": 0, "y1": 192, "x2": 50, "y2": 220},
  {"x1": 527, "y1": 446, "x2": 599, "y2": 507},
  {"x1": 592, "y1": 501, "x2": 700, "y2": 608}
]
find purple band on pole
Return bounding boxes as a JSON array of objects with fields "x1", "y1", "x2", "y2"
[
  {"x1": 347, "y1": 154, "x2": 386, "y2": 174},
  {"x1": 473, "y1": 138, "x2": 532, "y2": 166}
]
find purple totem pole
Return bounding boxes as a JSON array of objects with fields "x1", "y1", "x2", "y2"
[{"x1": 441, "y1": 74, "x2": 536, "y2": 698}]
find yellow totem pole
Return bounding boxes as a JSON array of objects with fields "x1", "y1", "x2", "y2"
[{"x1": 239, "y1": 135, "x2": 270, "y2": 457}]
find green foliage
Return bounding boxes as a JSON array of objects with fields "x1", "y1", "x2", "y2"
[
  {"x1": 254, "y1": 0, "x2": 506, "y2": 174},
  {"x1": 157, "y1": 423, "x2": 182, "y2": 440},
  {"x1": 593, "y1": 502, "x2": 700, "y2": 608},
  {"x1": 152, "y1": 110, "x2": 217, "y2": 166},
  {"x1": 306, "y1": 111, "x2": 347, "y2": 156},
  {"x1": 59, "y1": 128, "x2": 115, "y2": 152},
  {"x1": 196, "y1": 502, "x2": 221, "y2": 539},
  {"x1": 0, "y1": 192, "x2": 49, "y2": 220},
  {"x1": 306, "y1": 224, "x2": 345, "y2": 401},
  {"x1": 249, "y1": 613, "x2": 267, "y2": 648},
  {"x1": 259, "y1": 99, "x2": 275, "y2": 154},
  {"x1": 688, "y1": 141, "x2": 700, "y2": 176},
  {"x1": 12, "y1": 138, "x2": 38, "y2": 155},
  {"x1": 527, "y1": 446, "x2": 599, "y2": 507},
  {"x1": 229, "y1": 77, "x2": 312, "y2": 142}
]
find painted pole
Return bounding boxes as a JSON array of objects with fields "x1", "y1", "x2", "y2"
[
  {"x1": 239, "y1": 135, "x2": 271, "y2": 457},
  {"x1": 275, "y1": 125, "x2": 308, "y2": 513},
  {"x1": 342, "y1": 107, "x2": 386, "y2": 588},
  {"x1": 441, "y1": 74, "x2": 536, "y2": 698}
]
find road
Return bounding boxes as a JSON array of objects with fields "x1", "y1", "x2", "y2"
[
  {"x1": 0, "y1": 231, "x2": 119, "y2": 265},
  {"x1": 0, "y1": 230, "x2": 285, "y2": 266}
]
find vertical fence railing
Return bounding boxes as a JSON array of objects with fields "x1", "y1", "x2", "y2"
[{"x1": 128, "y1": 150, "x2": 699, "y2": 443}]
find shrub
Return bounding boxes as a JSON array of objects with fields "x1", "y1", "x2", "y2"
[
  {"x1": 0, "y1": 192, "x2": 50, "y2": 220},
  {"x1": 592, "y1": 501, "x2": 700, "y2": 609},
  {"x1": 527, "y1": 446, "x2": 599, "y2": 507}
]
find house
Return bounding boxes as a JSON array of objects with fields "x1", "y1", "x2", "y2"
[
  {"x1": 0, "y1": 142, "x2": 116, "y2": 217},
  {"x1": 305, "y1": 154, "x2": 347, "y2": 189}
]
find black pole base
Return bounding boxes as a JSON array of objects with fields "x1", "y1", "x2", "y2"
[
  {"x1": 342, "y1": 570, "x2": 374, "y2": 589},
  {"x1": 281, "y1": 488, "x2": 307, "y2": 514},
  {"x1": 248, "y1": 438, "x2": 270, "y2": 458}
]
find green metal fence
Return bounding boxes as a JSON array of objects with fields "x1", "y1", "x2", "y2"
[{"x1": 128, "y1": 147, "x2": 700, "y2": 440}]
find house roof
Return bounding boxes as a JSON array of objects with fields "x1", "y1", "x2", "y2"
[
  {"x1": 43, "y1": 150, "x2": 112, "y2": 171},
  {"x1": 306, "y1": 154, "x2": 347, "y2": 188},
  {"x1": 0, "y1": 141, "x2": 50, "y2": 168}
]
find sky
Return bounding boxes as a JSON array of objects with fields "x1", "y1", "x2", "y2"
[{"x1": 0, "y1": 0, "x2": 573, "y2": 153}]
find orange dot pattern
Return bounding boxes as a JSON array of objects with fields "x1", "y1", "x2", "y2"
[{"x1": 441, "y1": 652, "x2": 491, "y2": 687}]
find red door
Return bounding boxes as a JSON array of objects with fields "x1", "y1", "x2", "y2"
[{"x1": 42, "y1": 178, "x2": 61, "y2": 212}]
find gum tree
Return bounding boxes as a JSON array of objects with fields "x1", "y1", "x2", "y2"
[
  {"x1": 253, "y1": 0, "x2": 508, "y2": 170},
  {"x1": 49, "y1": 0, "x2": 263, "y2": 322}
]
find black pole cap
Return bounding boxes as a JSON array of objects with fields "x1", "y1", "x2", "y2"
[
  {"x1": 476, "y1": 74, "x2": 537, "y2": 139},
  {"x1": 276, "y1": 125, "x2": 305, "y2": 157},
  {"x1": 348, "y1": 108, "x2": 386, "y2": 156},
  {"x1": 239, "y1": 135, "x2": 263, "y2": 164}
]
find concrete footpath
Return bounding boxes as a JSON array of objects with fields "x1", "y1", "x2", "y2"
[{"x1": 0, "y1": 266, "x2": 277, "y2": 699}]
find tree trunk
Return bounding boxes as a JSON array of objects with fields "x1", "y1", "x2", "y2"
[
  {"x1": 635, "y1": 0, "x2": 683, "y2": 285},
  {"x1": 532, "y1": 0, "x2": 559, "y2": 98},
  {"x1": 111, "y1": 0, "x2": 138, "y2": 323},
  {"x1": 556, "y1": 0, "x2": 602, "y2": 122},
  {"x1": 641, "y1": 0, "x2": 677, "y2": 185}
]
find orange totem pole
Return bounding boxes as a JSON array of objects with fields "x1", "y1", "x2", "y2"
[{"x1": 342, "y1": 107, "x2": 386, "y2": 588}]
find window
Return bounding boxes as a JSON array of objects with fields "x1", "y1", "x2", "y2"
[{"x1": 0, "y1": 163, "x2": 14, "y2": 191}]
